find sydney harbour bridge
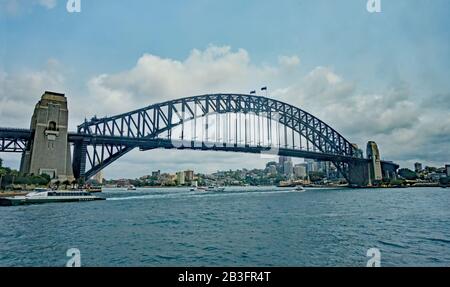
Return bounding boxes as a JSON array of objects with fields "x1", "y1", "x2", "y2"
[{"x1": 0, "y1": 91, "x2": 398, "y2": 187}]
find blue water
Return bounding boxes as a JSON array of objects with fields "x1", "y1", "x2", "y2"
[{"x1": 0, "y1": 187, "x2": 449, "y2": 266}]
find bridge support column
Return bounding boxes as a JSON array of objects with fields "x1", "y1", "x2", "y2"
[
  {"x1": 347, "y1": 161, "x2": 371, "y2": 187},
  {"x1": 72, "y1": 140, "x2": 88, "y2": 181},
  {"x1": 19, "y1": 91, "x2": 74, "y2": 182}
]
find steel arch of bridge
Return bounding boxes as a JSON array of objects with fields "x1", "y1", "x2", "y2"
[{"x1": 73, "y1": 94, "x2": 358, "y2": 180}]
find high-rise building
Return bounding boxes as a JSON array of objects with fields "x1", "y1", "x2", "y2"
[
  {"x1": 93, "y1": 169, "x2": 104, "y2": 184},
  {"x1": 305, "y1": 159, "x2": 318, "y2": 173},
  {"x1": 316, "y1": 161, "x2": 328, "y2": 173},
  {"x1": 152, "y1": 170, "x2": 161, "y2": 178},
  {"x1": 278, "y1": 156, "x2": 289, "y2": 167},
  {"x1": 279, "y1": 156, "x2": 293, "y2": 176},
  {"x1": 446, "y1": 165, "x2": 450, "y2": 177},
  {"x1": 283, "y1": 161, "x2": 293, "y2": 176},
  {"x1": 176, "y1": 172, "x2": 185, "y2": 185},
  {"x1": 414, "y1": 162, "x2": 423, "y2": 173},
  {"x1": 293, "y1": 164, "x2": 307, "y2": 179},
  {"x1": 184, "y1": 170, "x2": 194, "y2": 181}
]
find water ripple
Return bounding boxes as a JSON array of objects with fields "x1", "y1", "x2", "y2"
[{"x1": 0, "y1": 186, "x2": 449, "y2": 266}]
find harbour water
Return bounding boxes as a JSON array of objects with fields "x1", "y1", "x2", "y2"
[{"x1": 0, "y1": 187, "x2": 449, "y2": 266}]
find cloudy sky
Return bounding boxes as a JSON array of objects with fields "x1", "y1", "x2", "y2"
[{"x1": 1, "y1": 0, "x2": 449, "y2": 178}]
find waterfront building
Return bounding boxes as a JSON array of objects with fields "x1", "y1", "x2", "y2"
[
  {"x1": 278, "y1": 156, "x2": 289, "y2": 167},
  {"x1": 184, "y1": 170, "x2": 194, "y2": 182},
  {"x1": 176, "y1": 172, "x2": 185, "y2": 185},
  {"x1": 152, "y1": 170, "x2": 161, "y2": 178},
  {"x1": 316, "y1": 161, "x2": 328, "y2": 173},
  {"x1": 446, "y1": 165, "x2": 450, "y2": 177},
  {"x1": 318, "y1": 161, "x2": 332, "y2": 177},
  {"x1": 266, "y1": 164, "x2": 277, "y2": 175},
  {"x1": 428, "y1": 172, "x2": 446, "y2": 182},
  {"x1": 160, "y1": 173, "x2": 176, "y2": 186},
  {"x1": 93, "y1": 170, "x2": 104, "y2": 184},
  {"x1": 305, "y1": 159, "x2": 318, "y2": 173},
  {"x1": 293, "y1": 164, "x2": 307, "y2": 179},
  {"x1": 116, "y1": 179, "x2": 130, "y2": 187},
  {"x1": 283, "y1": 160, "x2": 293, "y2": 176},
  {"x1": 279, "y1": 156, "x2": 293, "y2": 176},
  {"x1": 415, "y1": 162, "x2": 423, "y2": 173}
]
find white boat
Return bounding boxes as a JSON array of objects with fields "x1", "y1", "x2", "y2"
[
  {"x1": 293, "y1": 186, "x2": 306, "y2": 192},
  {"x1": 190, "y1": 181, "x2": 199, "y2": 191},
  {"x1": 0, "y1": 189, "x2": 105, "y2": 206},
  {"x1": 191, "y1": 185, "x2": 225, "y2": 192},
  {"x1": 127, "y1": 185, "x2": 137, "y2": 190}
]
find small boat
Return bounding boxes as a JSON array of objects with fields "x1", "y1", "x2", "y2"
[
  {"x1": 127, "y1": 185, "x2": 137, "y2": 190},
  {"x1": 293, "y1": 186, "x2": 306, "y2": 192},
  {"x1": 196, "y1": 186, "x2": 225, "y2": 192},
  {"x1": 277, "y1": 183, "x2": 296, "y2": 188},
  {"x1": 0, "y1": 189, "x2": 105, "y2": 206},
  {"x1": 190, "y1": 181, "x2": 199, "y2": 191}
]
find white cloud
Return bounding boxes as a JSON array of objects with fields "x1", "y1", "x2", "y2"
[
  {"x1": 0, "y1": 59, "x2": 66, "y2": 127},
  {"x1": 278, "y1": 55, "x2": 301, "y2": 69},
  {"x1": 86, "y1": 45, "x2": 280, "y2": 116}
]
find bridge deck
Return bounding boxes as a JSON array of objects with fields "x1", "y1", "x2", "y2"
[
  {"x1": 1, "y1": 127, "x2": 399, "y2": 175},
  {"x1": 0, "y1": 127, "x2": 390, "y2": 164}
]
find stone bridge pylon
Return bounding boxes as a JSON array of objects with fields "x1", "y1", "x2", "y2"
[{"x1": 19, "y1": 91, "x2": 74, "y2": 182}]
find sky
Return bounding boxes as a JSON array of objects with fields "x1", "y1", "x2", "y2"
[{"x1": 0, "y1": 0, "x2": 449, "y2": 178}]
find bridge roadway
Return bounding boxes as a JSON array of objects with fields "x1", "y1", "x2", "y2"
[{"x1": 0, "y1": 127, "x2": 31, "y2": 139}]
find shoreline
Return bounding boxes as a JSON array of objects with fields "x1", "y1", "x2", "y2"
[
  {"x1": 1, "y1": 184, "x2": 447, "y2": 198},
  {"x1": 103, "y1": 184, "x2": 448, "y2": 190}
]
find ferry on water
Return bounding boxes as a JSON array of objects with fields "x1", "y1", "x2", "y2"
[{"x1": 0, "y1": 189, "x2": 105, "y2": 206}]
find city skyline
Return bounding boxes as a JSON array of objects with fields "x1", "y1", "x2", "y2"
[{"x1": 1, "y1": 0, "x2": 449, "y2": 178}]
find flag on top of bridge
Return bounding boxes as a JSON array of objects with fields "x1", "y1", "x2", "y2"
[
  {"x1": 261, "y1": 86, "x2": 267, "y2": 91},
  {"x1": 250, "y1": 90, "x2": 256, "y2": 94}
]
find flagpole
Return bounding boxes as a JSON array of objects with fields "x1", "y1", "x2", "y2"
[{"x1": 261, "y1": 86, "x2": 268, "y2": 98}]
